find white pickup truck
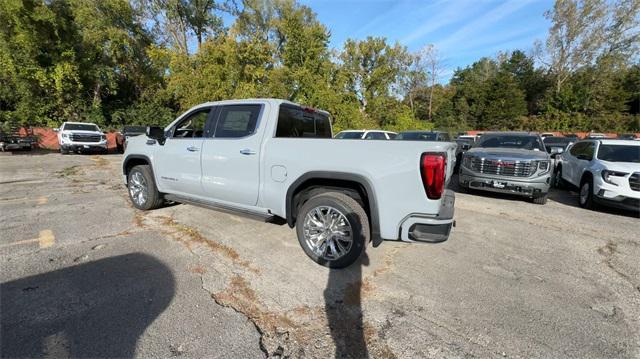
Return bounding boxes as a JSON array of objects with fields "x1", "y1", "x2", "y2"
[
  {"x1": 56, "y1": 121, "x2": 108, "y2": 154},
  {"x1": 122, "y1": 99, "x2": 457, "y2": 267}
]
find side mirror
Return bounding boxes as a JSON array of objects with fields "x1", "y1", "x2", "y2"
[
  {"x1": 462, "y1": 144, "x2": 470, "y2": 150},
  {"x1": 146, "y1": 126, "x2": 165, "y2": 145}
]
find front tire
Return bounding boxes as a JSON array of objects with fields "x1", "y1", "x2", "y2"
[
  {"x1": 579, "y1": 176, "x2": 595, "y2": 209},
  {"x1": 296, "y1": 192, "x2": 369, "y2": 268},
  {"x1": 127, "y1": 165, "x2": 163, "y2": 210},
  {"x1": 532, "y1": 194, "x2": 548, "y2": 205}
]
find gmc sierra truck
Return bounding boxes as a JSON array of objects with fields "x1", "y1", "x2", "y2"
[
  {"x1": 56, "y1": 122, "x2": 108, "y2": 154},
  {"x1": 122, "y1": 99, "x2": 457, "y2": 268},
  {"x1": 459, "y1": 132, "x2": 552, "y2": 204}
]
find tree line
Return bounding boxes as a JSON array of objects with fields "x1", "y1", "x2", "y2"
[{"x1": 1, "y1": 0, "x2": 638, "y2": 133}]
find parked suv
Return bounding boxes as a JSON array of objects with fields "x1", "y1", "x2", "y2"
[
  {"x1": 334, "y1": 130, "x2": 397, "y2": 140},
  {"x1": 122, "y1": 99, "x2": 457, "y2": 268},
  {"x1": 556, "y1": 139, "x2": 639, "y2": 212},
  {"x1": 56, "y1": 122, "x2": 107, "y2": 154},
  {"x1": 459, "y1": 132, "x2": 552, "y2": 204}
]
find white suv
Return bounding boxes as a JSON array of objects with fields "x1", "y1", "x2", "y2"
[
  {"x1": 334, "y1": 130, "x2": 397, "y2": 140},
  {"x1": 556, "y1": 139, "x2": 640, "y2": 212},
  {"x1": 56, "y1": 122, "x2": 108, "y2": 154}
]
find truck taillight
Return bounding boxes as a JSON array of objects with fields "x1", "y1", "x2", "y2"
[{"x1": 420, "y1": 153, "x2": 446, "y2": 199}]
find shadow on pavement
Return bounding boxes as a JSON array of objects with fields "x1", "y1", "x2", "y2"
[
  {"x1": 548, "y1": 188, "x2": 640, "y2": 218},
  {"x1": 1, "y1": 253, "x2": 175, "y2": 358},
  {"x1": 324, "y1": 252, "x2": 370, "y2": 358}
]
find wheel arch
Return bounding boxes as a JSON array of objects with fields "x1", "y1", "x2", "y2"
[
  {"x1": 580, "y1": 170, "x2": 594, "y2": 185},
  {"x1": 123, "y1": 155, "x2": 154, "y2": 183},
  {"x1": 285, "y1": 171, "x2": 381, "y2": 245}
]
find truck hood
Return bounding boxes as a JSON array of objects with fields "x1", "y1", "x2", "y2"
[
  {"x1": 61, "y1": 130, "x2": 103, "y2": 135},
  {"x1": 466, "y1": 147, "x2": 549, "y2": 160},
  {"x1": 599, "y1": 161, "x2": 640, "y2": 173}
]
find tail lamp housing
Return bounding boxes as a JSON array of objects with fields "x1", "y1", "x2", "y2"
[{"x1": 420, "y1": 153, "x2": 447, "y2": 199}]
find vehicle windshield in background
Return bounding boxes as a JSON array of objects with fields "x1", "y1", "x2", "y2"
[
  {"x1": 64, "y1": 123, "x2": 99, "y2": 132},
  {"x1": 597, "y1": 145, "x2": 640, "y2": 163},
  {"x1": 335, "y1": 131, "x2": 364, "y2": 139},
  {"x1": 543, "y1": 136, "x2": 571, "y2": 145},
  {"x1": 477, "y1": 135, "x2": 544, "y2": 151},
  {"x1": 396, "y1": 132, "x2": 437, "y2": 141}
]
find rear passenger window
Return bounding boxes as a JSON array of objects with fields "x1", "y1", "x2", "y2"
[
  {"x1": 214, "y1": 105, "x2": 261, "y2": 138},
  {"x1": 276, "y1": 105, "x2": 332, "y2": 138}
]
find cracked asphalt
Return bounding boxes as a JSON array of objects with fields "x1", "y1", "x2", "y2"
[{"x1": 1, "y1": 152, "x2": 639, "y2": 358}]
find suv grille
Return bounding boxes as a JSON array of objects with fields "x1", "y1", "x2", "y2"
[
  {"x1": 630, "y1": 173, "x2": 640, "y2": 192},
  {"x1": 469, "y1": 157, "x2": 534, "y2": 177},
  {"x1": 70, "y1": 134, "x2": 101, "y2": 143}
]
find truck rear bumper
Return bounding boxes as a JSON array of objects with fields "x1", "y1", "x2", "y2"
[{"x1": 397, "y1": 189, "x2": 455, "y2": 243}]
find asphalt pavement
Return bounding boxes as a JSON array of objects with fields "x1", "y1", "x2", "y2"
[{"x1": 1, "y1": 151, "x2": 638, "y2": 358}]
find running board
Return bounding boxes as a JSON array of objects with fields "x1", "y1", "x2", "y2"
[{"x1": 164, "y1": 194, "x2": 285, "y2": 224}]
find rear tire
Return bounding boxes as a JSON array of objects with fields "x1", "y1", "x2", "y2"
[
  {"x1": 296, "y1": 191, "x2": 369, "y2": 268},
  {"x1": 579, "y1": 177, "x2": 595, "y2": 209},
  {"x1": 127, "y1": 165, "x2": 163, "y2": 210}
]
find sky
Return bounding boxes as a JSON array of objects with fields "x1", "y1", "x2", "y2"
[{"x1": 298, "y1": 0, "x2": 554, "y2": 81}]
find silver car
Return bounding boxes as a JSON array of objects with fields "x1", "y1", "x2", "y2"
[{"x1": 459, "y1": 132, "x2": 552, "y2": 204}]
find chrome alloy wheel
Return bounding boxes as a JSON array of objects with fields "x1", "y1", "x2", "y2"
[
  {"x1": 129, "y1": 171, "x2": 148, "y2": 206},
  {"x1": 580, "y1": 182, "x2": 589, "y2": 205},
  {"x1": 303, "y1": 206, "x2": 353, "y2": 261}
]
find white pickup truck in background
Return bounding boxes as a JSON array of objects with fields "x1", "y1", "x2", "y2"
[
  {"x1": 56, "y1": 121, "x2": 108, "y2": 154},
  {"x1": 122, "y1": 99, "x2": 457, "y2": 268}
]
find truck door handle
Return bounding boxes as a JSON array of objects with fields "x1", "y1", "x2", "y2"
[
  {"x1": 240, "y1": 149, "x2": 256, "y2": 155},
  {"x1": 186, "y1": 146, "x2": 199, "y2": 152}
]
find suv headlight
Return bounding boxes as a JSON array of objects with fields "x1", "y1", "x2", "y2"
[
  {"x1": 61, "y1": 133, "x2": 68, "y2": 138},
  {"x1": 101, "y1": 134, "x2": 107, "y2": 140},
  {"x1": 462, "y1": 155, "x2": 473, "y2": 168},
  {"x1": 601, "y1": 170, "x2": 627, "y2": 185},
  {"x1": 538, "y1": 160, "x2": 550, "y2": 172}
]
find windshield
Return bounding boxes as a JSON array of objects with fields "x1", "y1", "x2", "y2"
[
  {"x1": 477, "y1": 135, "x2": 544, "y2": 151},
  {"x1": 597, "y1": 144, "x2": 640, "y2": 163},
  {"x1": 335, "y1": 131, "x2": 363, "y2": 139},
  {"x1": 63, "y1": 123, "x2": 100, "y2": 132},
  {"x1": 543, "y1": 137, "x2": 571, "y2": 145},
  {"x1": 397, "y1": 132, "x2": 437, "y2": 141}
]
